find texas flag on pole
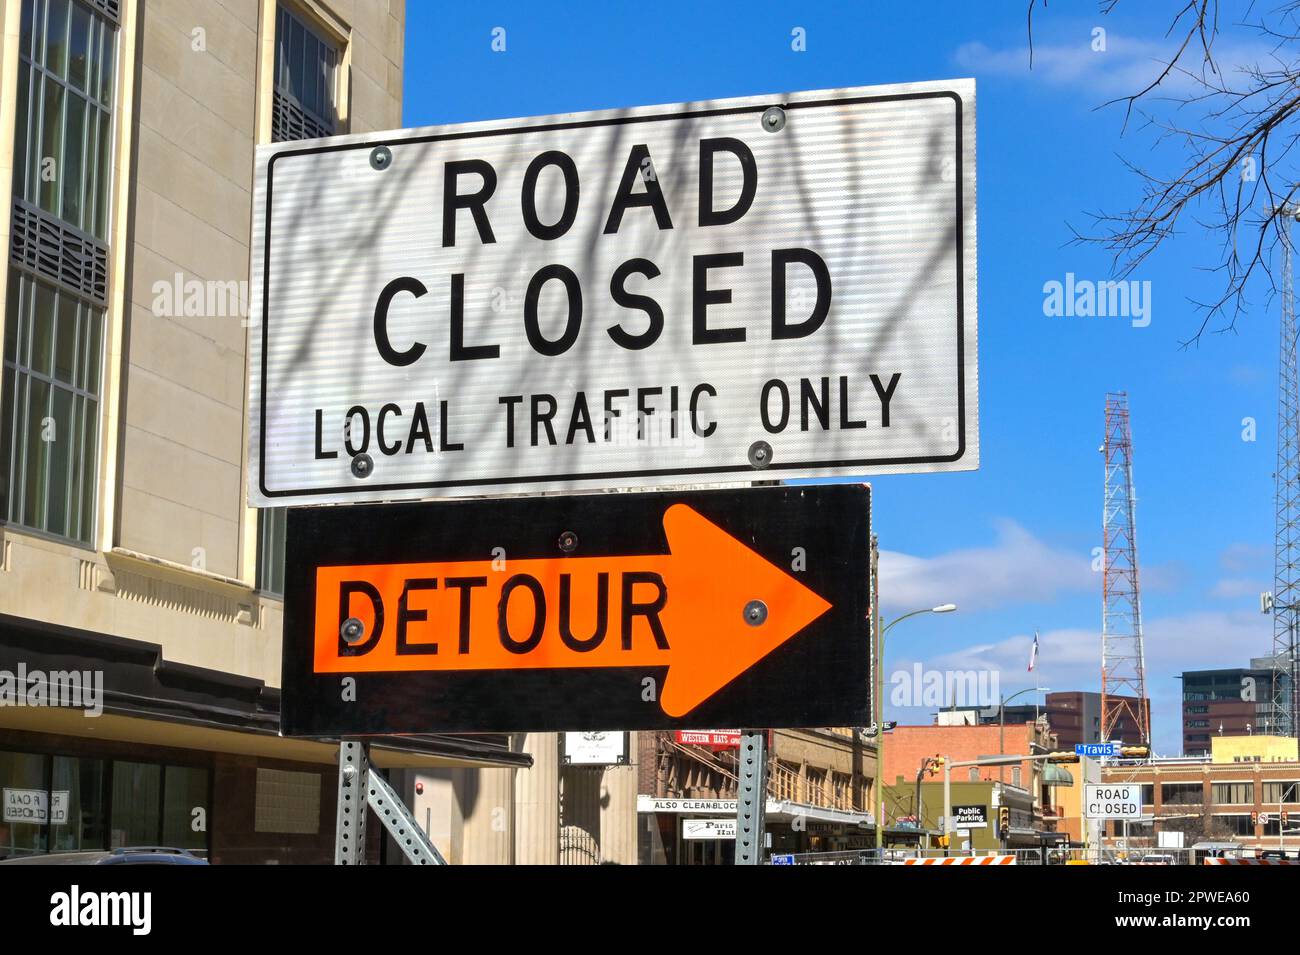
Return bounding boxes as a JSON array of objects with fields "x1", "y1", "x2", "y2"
[{"x1": 1028, "y1": 630, "x2": 1039, "y2": 672}]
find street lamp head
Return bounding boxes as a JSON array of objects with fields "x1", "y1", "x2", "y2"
[{"x1": 931, "y1": 604, "x2": 957, "y2": 614}]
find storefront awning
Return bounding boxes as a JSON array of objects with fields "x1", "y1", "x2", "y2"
[
  {"x1": 1042, "y1": 764, "x2": 1074, "y2": 786},
  {"x1": 0, "y1": 612, "x2": 529, "y2": 770}
]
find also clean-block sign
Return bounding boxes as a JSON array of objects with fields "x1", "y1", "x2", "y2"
[
  {"x1": 279, "y1": 484, "x2": 870, "y2": 736},
  {"x1": 248, "y1": 80, "x2": 977, "y2": 506}
]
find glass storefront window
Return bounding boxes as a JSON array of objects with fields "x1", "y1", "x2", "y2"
[
  {"x1": 162, "y1": 765, "x2": 209, "y2": 851},
  {"x1": 48, "y1": 755, "x2": 105, "y2": 852},
  {"x1": 110, "y1": 760, "x2": 160, "y2": 846},
  {"x1": 1, "y1": 751, "x2": 210, "y2": 857},
  {"x1": 0, "y1": 750, "x2": 49, "y2": 858}
]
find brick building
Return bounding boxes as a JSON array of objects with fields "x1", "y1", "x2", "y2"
[
  {"x1": 881, "y1": 720, "x2": 1063, "y2": 835},
  {"x1": 1090, "y1": 736, "x2": 1300, "y2": 853}
]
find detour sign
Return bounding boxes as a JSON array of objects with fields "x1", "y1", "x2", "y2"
[
  {"x1": 281, "y1": 485, "x2": 871, "y2": 736},
  {"x1": 314, "y1": 504, "x2": 830, "y2": 717}
]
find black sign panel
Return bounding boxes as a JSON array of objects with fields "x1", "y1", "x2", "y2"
[
  {"x1": 952, "y1": 805, "x2": 988, "y2": 828},
  {"x1": 280, "y1": 484, "x2": 870, "y2": 736}
]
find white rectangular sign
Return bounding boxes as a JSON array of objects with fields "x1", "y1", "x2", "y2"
[
  {"x1": 1085, "y1": 784, "x2": 1143, "y2": 820},
  {"x1": 249, "y1": 80, "x2": 977, "y2": 505},
  {"x1": 562, "y1": 731, "x2": 626, "y2": 765},
  {"x1": 3, "y1": 788, "x2": 68, "y2": 824},
  {"x1": 682, "y1": 818, "x2": 737, "y2": 840}
]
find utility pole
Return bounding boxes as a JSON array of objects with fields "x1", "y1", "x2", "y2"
[{"x1": 871, "y1": 533, "x2": 883, "y2": 853}]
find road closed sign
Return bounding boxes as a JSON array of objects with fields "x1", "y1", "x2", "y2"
[
  {"x1": 279, "y1": 484, "x2": 871, "y2": 735},
  {"x1": 1085, "y1": 784, "x2": 1143, "y2": 820},
  {"x1": 248, "y1": 80, "x2": 977, "y2": 505}
]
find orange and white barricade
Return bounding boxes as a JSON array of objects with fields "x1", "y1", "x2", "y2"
[
  {"x1": 903, "y1": 855, "x2": 1016, "y2": 865},
  {"x1": 1203, "y1": 857, "x2": 1298, "y2": 865}
]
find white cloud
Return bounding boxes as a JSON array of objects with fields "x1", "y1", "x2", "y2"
[
  {"x1": 913, "y1": 609, "x2": 1268, "y2": 689},
  {"x1": 1211, "y1": 577, "x2": 1267, "y2": 600},
  {"x1": 887, "y1": 609, "x2": 1272, "y2": 754},
  {"x1": 1219, "y1": 542, "x2": 1269, "y2": 574},
  {"x1": 953, "y1": 34, "x2": 1280, "y2": 98},
  {"x1": 878, "y1": 519, "x2": 1091, "y2": 615}
]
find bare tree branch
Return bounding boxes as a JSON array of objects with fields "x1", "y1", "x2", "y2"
[{"x1": 1032, "y1": 1, "x2": 1300, "y2": 345}]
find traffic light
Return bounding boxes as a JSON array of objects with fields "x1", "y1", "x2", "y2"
[
  {"x1": 1119, "y1": 746, "x2": 1149, "y2": 759},
  {"x1": 998, "y1": 806, "x2": 1010, "y2": 831},
  {"x1": 1284, "y1": 811, "x2": 1290, "y2": 829},
  {"x1": 936, "y1": 834, "x2": 950, "y2": 848},
  {"x1": 926, "y1": 755, "x2": 945, "y2": 777},
  {"x1": 1045, "y1": 751, "x2": 1080, "y2": 764},
  {"x1": 1251, "y1": 811, "x2": 1259, "y2": 828}
]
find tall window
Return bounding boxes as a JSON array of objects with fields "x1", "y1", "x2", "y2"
[
  {"x1": 271, "y1": 5, "x2": 339, "y2": 142},
  {"x1": 258, "y1": 5, "x2": 340, "y2": 594},
  {"x1": 3, "y1": 0, "x2": 116, "y2": 544},
  {"x1": 13, "y1": 0, "x2": 115, "y2": 237}
]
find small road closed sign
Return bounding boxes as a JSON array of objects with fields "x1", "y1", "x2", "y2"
[
  {"x1": 248, "y1": 80, "x2": 977, "y2": 506},
  {"x1": 1084, "y1": 784, "x2": 1143, "y2": 820}
]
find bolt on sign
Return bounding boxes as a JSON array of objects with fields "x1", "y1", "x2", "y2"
[
  {"x1": 279, "y1": 484, "x2": 870, "y2": 736},
  {"x1": 248, "y1": 80, "x2": 977, "y2": 506}
]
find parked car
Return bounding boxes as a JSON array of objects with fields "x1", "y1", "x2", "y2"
[
  {"x1": 1139, "y1": 853, "x2": 1175, "y2": 865},
  {"x1": 0, "y1": 847, "x2": 208, "y2": 865}
]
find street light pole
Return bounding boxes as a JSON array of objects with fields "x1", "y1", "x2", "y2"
[
  {"x1": 873, "y1": 592, "x2": 956, "y2": 853},
  {"x1": 999, "y1": 686, "x2": 1051, "y2": 784}
]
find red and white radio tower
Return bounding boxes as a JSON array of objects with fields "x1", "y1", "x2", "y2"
[{"x1": 1102, "y1": 393, "x2": 1151, "y2": 744}]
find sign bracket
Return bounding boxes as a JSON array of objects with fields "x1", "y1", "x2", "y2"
[{"x1": 334, "y1": 739, "x2": 447, "y2": 865}]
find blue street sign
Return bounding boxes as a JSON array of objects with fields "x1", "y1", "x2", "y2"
[
  {"x1": 772, "y1": 854, "x2": 795, "y2": 865},
  {"x1": 1075, "y1": 742, "x2": 1119, "y2": 757}
]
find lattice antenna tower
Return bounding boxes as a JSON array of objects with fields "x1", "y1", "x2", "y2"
[
  {"x1": 1102, "y1": 393, "x2": 1150, "y2": 744},
  {"x1": 1270, "y1": 208, "x2": 1300, "y2": 737}
]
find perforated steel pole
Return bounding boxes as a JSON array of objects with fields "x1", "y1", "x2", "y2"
[
  {"x1": 335, "y1": 740, "x2": 369, "y2": 865},
  {"x1": 735, "y1": 731, "x2": 768, "y2": 864}
]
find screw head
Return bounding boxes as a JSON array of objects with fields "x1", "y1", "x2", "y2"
[
  {"x1": 370, "y1": 145, "x2": 392, "y2": 170},
  {"x1": 341, "y1": 616, "x2": 366, "y2": 644},
  {"x1": 558, "y1": 530, "x2": 579, "y2": 554},
  {"x1": 748, "y1": 440, "x2": 773, "y2": 469},
  {"x1": 762, "y1": 106, "x2": 786, "y2": 132},
  {"x1": 744, "y1": 600, "x2": 768, "y2": 627},
  {"x1": 350, "y1": 453, "x2": 374, "y2": 479}
]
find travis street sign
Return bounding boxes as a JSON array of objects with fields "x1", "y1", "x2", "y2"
[
  {"x1": 280, "y1": 484, "x2": 871, "y2": 735},
  {"x1": 248, "y1": 80, "x2": 977, "y2": 506}
]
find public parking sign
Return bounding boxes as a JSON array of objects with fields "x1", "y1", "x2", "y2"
[
  {"x1": 1084, "y1": 784, "x2": 1143, "y2": 820},
  {"x1": 248, "y1": 80, "x2": 977, "y2": 506},
  {"x1": 279, "y1": 484, "x2": 871, "y2": 735}
]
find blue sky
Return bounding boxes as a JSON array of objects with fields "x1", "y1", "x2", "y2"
[{"x1": 402, "y1": 1, "x2": 1282, "y2": 754}]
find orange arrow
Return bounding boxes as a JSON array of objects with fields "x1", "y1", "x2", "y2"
[{"x1": 311, "y1": 503, "x2": 832, "y2": 716}]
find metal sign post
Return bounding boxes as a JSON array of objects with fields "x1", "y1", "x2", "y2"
[
  {"x1": 735, "y1": 731, "x2": 768, "y2": 865},
  {"x1": 334, "y1": 740, "x2": 447, "y2": 865}
]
